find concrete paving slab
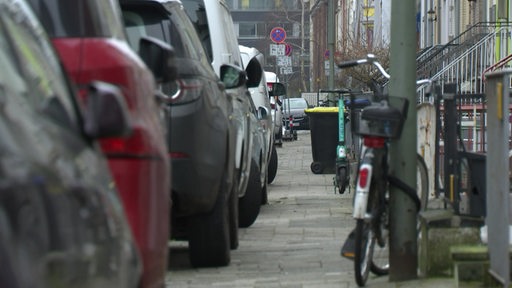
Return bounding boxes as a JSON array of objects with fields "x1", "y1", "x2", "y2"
[{"x1": 166, "y1": 131, "x2": 462, "y2": 287}]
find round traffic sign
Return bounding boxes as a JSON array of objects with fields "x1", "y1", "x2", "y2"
[
  {"x1": 324, "y1": 49, "x2": 330, "y2": 59},
  {"x1": 270, "y1": 27, "x2": 286, "y2": 43},
  {"x1": 284, "y1": 43, "x2": 292, "y2": 56}
]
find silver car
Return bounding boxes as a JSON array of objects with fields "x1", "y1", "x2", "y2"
[
  {"x1": 282, "y1": 98, "x2": 311, "y2": 130},
  {"x1": 265, "y1": 71, "x2": 284, "y2": 146}
]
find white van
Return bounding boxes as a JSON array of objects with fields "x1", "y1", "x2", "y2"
[{"x1": 239, "y1": 45, "x2": 279, "y2": 187}]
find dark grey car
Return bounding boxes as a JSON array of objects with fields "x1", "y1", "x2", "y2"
[
  {"x1": 0, "y1": 0, "x2": 140, "y2": 287},
  {"x1": 119, "y1": 0, "x2": 254, "y2": 268}
]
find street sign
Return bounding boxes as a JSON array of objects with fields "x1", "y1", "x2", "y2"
[
  {"x1": 277, "y1": 56, "x2": 292, "y2": 67},
  {"x1": 270, "y1": 27, "x2": 286, "y2": 43},
  {"x1": 284, "y1": 43, "x2": 292, "y2": 56},
  {"x1": 270, "y1": 44, "x2": 285, "y2": 56},
  {"x1": 324, "y1": 49, "x2": 330, "y2": 59},
  {"x1": 280, "y1": 67, "x2": 293, "y2": 75}
]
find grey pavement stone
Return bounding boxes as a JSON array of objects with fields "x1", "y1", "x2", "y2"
[{"x1": 166, "y1": 131, "x2": 456, "y2": 288}]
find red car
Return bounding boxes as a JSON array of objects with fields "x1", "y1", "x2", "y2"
[{"x1": 27, "y1": 0, "x2": 173, "y2": 287}]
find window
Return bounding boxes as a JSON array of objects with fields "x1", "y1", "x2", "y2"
[
  {"x1": 238, "y1": 22, "x2": 256, "y2": 37},
  {"x1": 122, "y1": 5, "x2": 204, "y2": 62},
  {"x1": 228, "y1": 0, "x2": 300, "y2": 10}
]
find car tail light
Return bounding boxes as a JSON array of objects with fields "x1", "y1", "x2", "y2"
[
  {"x1": 358, "y1": 167, "x2": 369, "y2": 188},
  {"x1": 100, "y1": 127, "x2": 156, "y2": 157},
  {"x1": 168, "y1": 79, "x2": 203, "y2": 104}
]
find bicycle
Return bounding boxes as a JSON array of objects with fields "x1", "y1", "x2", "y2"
[{"x1": 337, "y1": 54, "x2": 430, "y2": 286}]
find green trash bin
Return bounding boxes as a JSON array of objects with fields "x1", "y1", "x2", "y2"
[{"x1": 304, "y1": 107, "x2": 339, "y2": 174}]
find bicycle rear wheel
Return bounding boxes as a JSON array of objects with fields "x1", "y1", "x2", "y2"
[
  {"x1": 354, "y1": 218, "x2": 373, "y2": 287},
  {"x1": 370, "y1": 193, "x2": 389, "y2": 276},
  {"x1": 354, "y1": 178, "x2": 389, "y2": 286}
]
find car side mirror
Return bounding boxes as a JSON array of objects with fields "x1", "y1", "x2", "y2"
[
  {"x1": 220, "y1": 64, "x2": 247, "y2": 89},
  {"x1": 138, "y1": 36, "x2": 177, "y2": 84},
  {"x1": 245, "y1": 57, "x2": 263, "y2": 88},
  {"x1": 83, "y1": 81, "x2": 132, "y2": 139}
]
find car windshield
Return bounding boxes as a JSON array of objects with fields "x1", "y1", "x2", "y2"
[{"x1": 283, "y1": 98, "x2": 307, "y2": 110}]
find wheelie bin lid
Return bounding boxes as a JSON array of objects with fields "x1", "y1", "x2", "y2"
[{"x1": 304, "y1": 107, "x2": 338, "y2": 114}]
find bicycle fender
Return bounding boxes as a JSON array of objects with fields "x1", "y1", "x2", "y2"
[{"x1": 353, "y1": 162, "x2": 372, "y2": 219}]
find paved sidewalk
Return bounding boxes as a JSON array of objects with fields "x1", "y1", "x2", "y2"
[{"x1": 166, "y1": 131, "x2": 458, "y2": 288}]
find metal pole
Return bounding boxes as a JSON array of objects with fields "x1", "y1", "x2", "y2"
[
  {"x1": 327, "y1": 0, "x2": 335, "y2": 106},
  {"x1": 388, "y1": 0, "x2": 418, "y2": 281}
]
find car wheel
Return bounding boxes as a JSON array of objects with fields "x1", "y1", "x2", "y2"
[
  {"x1": 228, "y1": 175, "x2": 239, "y2": 250},
  {"x1": 0, "y1": 206, "x2": 24, "y2": 288},
  {"x1": 274, "y1": 131, "x2": 282, "y2": 146},
  {"x1": 261, "y1": 173, "x2": 268, "y2": 205},
  {"x1": 2, "y1": 186, "x2": 49, "y2": 287},
  {"x1": 267, "y1": 145, "x2": 278, "y2": 184},
  {"x1": 188, "y1": 177, "x2": 230, "y2": 267},
  {"x1": 238, "y1": 160, "x2": 262, "y2": 228},
  {"x1": 6, "y1": 186, "x2": 49, "y2": 257}
]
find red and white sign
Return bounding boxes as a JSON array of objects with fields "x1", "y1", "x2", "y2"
[{"x1": 270, "y1": 27, "x2": 286, "y2": 43}]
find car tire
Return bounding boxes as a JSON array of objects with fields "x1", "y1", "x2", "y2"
[
  {"x1": 274, "y1": 131, "x2": 282, "y2": 146},
  {"x1": 261, "y1": 170, "x2": 268, "y2": 205},
  {"x1": 1, "y1": 186, "x2": 49, "y2": 287},
  {"x1": 188, "y1": 178, "x2": 230, "y2": 267},
  {"x1": 228, "y1": 175, "x2": 239, "y2": 250},
  {"x1": 0, "y1": 206, "x2": 24, "y2": 288},
  {"x1": 267, "y1": 145, "x2": 278, "y2": 184},
  {"x1": 238, "y1": 160, "x2": 262, "y2": 228}
]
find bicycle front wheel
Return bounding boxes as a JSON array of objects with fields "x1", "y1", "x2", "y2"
[{"x1": 354, "y1": 218, "x2": 373, "y2": 287}]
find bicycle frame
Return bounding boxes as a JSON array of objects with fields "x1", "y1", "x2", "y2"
[{"x1": 353, "y1": 137, "x2": 388, "y2": 220}]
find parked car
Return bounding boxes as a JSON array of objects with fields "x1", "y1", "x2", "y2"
[
  {"x1": 0, "y1": 0, "x2": 141, "y2": 287},
  {"x1": 238, "y1": 95, "x2": 267, "y2": 227},
  {"x1": 265, "y1": 71, "x2": 284, "y2": 147},
  {"x1": 118, "y1": 0, "x2": 249, "y2": 267},
  {"x1": 239, "y1": 45, "x2": 278, "y2": 199},
  {"x1": 26, "y1": 0, "x2": 175, "y2": 287},
  {"x1": 282, "y1": 97, "x2": 311, "y2": 130},
  {"x1": 182, "y1": 0, "x2": 263, "y2": 237}
]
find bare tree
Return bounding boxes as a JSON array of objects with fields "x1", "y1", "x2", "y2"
[
  {"x1": 335, "y1": 0, "x2": 390, "y2": 92},
  {"x1": 335, "y1": 35, "x2": 390, "y2": 92}
]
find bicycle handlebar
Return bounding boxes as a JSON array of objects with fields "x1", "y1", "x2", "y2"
[
  {"x1": 337, "y1": 54, "x2": 391, "y2": 80},
  {"x1": 337, "y1": 54, "x2": 432, "y2": 86}
]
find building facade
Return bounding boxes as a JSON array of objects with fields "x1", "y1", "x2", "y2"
[{"x1": 227, "y1": 0, "x2": 311, "y2": 96}]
